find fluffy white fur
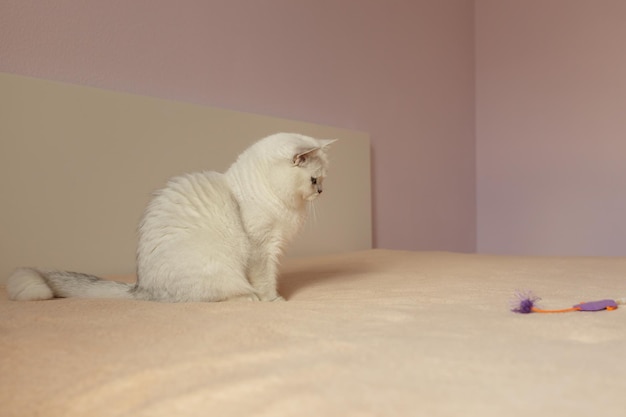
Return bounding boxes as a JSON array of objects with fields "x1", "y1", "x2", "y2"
[
  {"x1": 7, "y1": 133, "x2": 336, "y2": 302},
  {"x1": 6, "y1": 268, "x2": 54, "y2": 301}
]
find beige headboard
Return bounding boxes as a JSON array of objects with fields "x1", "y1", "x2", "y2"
[{"x1": 0, "y1": 73, "x2": 371, "y2": 278}]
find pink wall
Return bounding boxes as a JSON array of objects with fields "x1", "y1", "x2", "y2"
[
  {"x1": 476, "y1": 0, "x2": 626, "y2": 255},
  {"x1": 6, "y1": 1, "x2": 621, "y2": 256},
  {"x1": 0, "y1": 0, "x2": 476, "y2": 252}
]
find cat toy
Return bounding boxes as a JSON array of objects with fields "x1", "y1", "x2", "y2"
[{"x1": 511, "y1": 290, "x2": 623, "y2": 314}]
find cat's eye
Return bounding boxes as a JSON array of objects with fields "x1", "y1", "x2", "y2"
[{"x1": 311, "y1": 177, "x2": 317, "y2": 185}]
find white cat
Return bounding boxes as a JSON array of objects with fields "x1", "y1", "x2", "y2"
[{"x1": 7, "y1": 133, "x2": 336, "y2": 302}]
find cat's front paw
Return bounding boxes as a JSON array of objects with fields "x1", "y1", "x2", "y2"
[
  {"x1": 257, "y1": 292, "x2": 285, "y2": 302},
  {"x1": 226, "y1": 293, "x2": 260, "y2": 302}
]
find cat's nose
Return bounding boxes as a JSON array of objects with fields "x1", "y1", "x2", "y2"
[{"x1": 317, "y1": 188, "x2": 323, "y2": 194}]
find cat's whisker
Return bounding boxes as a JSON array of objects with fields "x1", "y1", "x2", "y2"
[
  {"x1": 306, "y1": 201, "x2": 318, "y2": 227},
  {"x1": 311, "y1": 201, "x2": 319, "y2": 224}
]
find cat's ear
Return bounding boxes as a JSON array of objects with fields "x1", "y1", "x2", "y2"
[
  {"x1": 292, "y1": 148, "x2": 318, "y2": 166},
  {"x1": 292, "y1": 139, "x2": 336, "y2": 166},
  {"x1": 319, "y1": 139, "x2": 338, "y2": 149}
]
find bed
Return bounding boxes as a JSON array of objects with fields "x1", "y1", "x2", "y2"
[{"x1": 1, "y1": 73, "x2": 625, "y2": 416}]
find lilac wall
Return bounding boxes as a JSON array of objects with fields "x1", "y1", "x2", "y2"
[
  {"x1": 0, "y1": 0, "x2": 477, "y2": 252},
  {"x1": 476, "y1": 0, "x2": 626, "y2": 255}
]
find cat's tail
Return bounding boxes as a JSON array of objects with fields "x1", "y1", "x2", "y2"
[{"x1": 6, "y1": 268, "x2": 134, "y2": 301}]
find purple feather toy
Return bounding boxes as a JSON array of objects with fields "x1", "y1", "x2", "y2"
[{"x1": 511, "y1": 290, "x2": 620, "y2": 314}]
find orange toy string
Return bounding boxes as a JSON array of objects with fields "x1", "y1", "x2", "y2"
[
  {"x1": 531, "y1": 304, "x2": 618, "y2": 313},
  {"x1": 531, "y1": 306, "x2": 580, "y2": 313}
]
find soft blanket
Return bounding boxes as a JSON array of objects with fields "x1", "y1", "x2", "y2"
[{"x1": 2, "y1": 250, "x2": 625, "y2": 416}]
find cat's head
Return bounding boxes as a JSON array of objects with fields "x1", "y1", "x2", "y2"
[
  {"x1": 290, "y1": 136, "x2": 336, "y2": 202},
  {"x1": 230, "y1": 133, "x2": 336, "y2": 208}
]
